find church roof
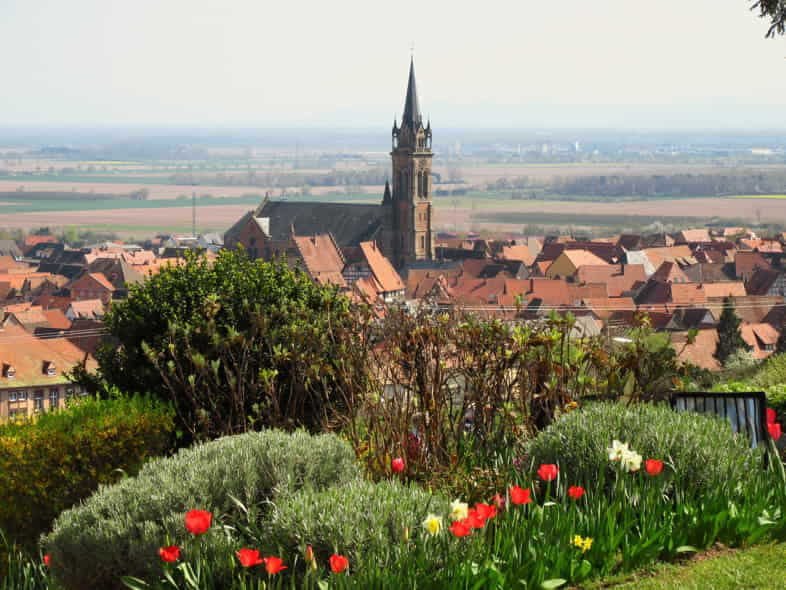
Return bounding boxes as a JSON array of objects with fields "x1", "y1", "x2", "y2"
[
  {"x1": 256, "y1": 201, "x2": 384, "y2": 247},
  {"x1": 402, "y1": 57, "x2": 422, "y2": 129}
]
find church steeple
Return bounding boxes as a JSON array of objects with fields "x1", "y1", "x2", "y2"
[
  {"x1": 386, "y1": 56, "x2": 434, "y2": 270},
  {"x1": 401, "y1": 57, "x2": 422, "y2": 130}
]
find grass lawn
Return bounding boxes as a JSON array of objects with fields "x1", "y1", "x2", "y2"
[{"x1": 579, "y1": 543, "x2": 786, "y2": 589}]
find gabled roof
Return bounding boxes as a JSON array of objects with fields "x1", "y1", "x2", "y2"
[
  {"x1": 650, "y1": 261, "x2": 690, "y2": 284},
  {"x1": 670, "y1": 283, "x2": 707, "y2": 305},
  {"x1": 359, "y1": 241, "x2": 404, "y2": 293},
  {"x1": 80, "y1": 272, "x2": 116, "y2": 292},
  {"x1": 292, "y1": 234, "x2": 347, "y2": 288},
  {"x1": 67, "y1": 299, "x2": 105, "y2": 319},
  {"x1": 498, "y1": 244, "x2": 535, "y2": 266},
  {"x1": 257, "y1": 201, "x2": 384, "y2": 247},
  {"x1": 678, "y1": 229, "x2": 712, "y2": 243},
  {"x1": 562, "y1": 249, "x2": 609, "y2": 269},
  {"x1": 0, "y1": 324, "x2": 96, "y2": 387},
  {"x1": 702, "y1": 282, "x2": 747, "y2": 298},
  {"x1": 673, "y1": 328, "x2": 721, "y2": 371},
  {"x1": 735, "y1": 251, "x2": 771, "y2": 278},
  {"x1": 745, "y1": 268, "x2": 781, "y2": 295},
  {"x1": 87, "y1": 258, "x2": 144, "y2": 288}
]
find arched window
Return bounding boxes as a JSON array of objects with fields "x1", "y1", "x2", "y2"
[
  {"x1": 420, "y1": 235, "x2": 426, "y2": 250},
  {"x1": 423, "y1": 172, "x2": 428, "y2": 197}
]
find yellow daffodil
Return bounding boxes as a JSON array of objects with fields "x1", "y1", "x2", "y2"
[{"x1": 422, "y1": 514, "x2": 443, "y2": 536}]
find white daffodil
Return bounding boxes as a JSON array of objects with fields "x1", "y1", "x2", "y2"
[
  {"x1": 621, "y1": 449, "x2": 643, "y2": 472},
  {"x1": 449, "y1": 500, "x2": 469, "y2": 521},
  {"x1": 607, "y1": 439, "x2": 630, "y2": 462}
]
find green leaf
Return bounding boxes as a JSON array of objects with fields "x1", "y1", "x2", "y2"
[
  {"x1": 676, "y1": 545, "x2": 698, "y2": 553},
  {"x1": 541, "y1": 579, "x2": 567, "y2": 589}
]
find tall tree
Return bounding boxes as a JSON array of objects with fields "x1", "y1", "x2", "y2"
[
  {"x1": 714, "y1": 297, "x2": 751, "y2": 366},
  {"x1": 753, "y1": 0, "x2": 786, "y2": 37}
]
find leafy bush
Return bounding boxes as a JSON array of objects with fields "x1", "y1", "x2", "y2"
[
  {"x1": 263, "y1": 479, "x2": 447, "y2": 568},
  {"x1": 43, "y1": 430, "x2": 359, "y2": 590},
  {"x1": 750, "y1": 352, "x2": 786, "y2": 389},
  {"x1": 79, "y1": 249, "x2": 366, "y2": 440},
  {"x1": 526, "y1": 402, "x2": 759, "y2": 496},
  {"x1": 0, "y1": 395, "x2": 174, "y2": 550}
]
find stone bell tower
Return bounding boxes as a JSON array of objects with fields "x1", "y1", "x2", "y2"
[{"x1": 388, "y1": 57, "x2": 434, "y2": 269}]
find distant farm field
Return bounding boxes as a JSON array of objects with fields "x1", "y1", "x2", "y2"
[
  {"x1": 731, "y1": 194, "x2": 786, "y2": 199},
  {"x1": 3, "y1": 196, "x2": 786, "y2": 238}
]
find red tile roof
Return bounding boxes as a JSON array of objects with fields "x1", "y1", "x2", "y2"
[
  {"x1": 499, "y1": 244, "x2": 535, "y2": 266},
  {"x1": 0, "y1": 324, "x2": 96, "y2": 387},
  {"x1": 669, "y1": 283, "x2": 707, "y2": 305},
  {"x1": 359, "y1": 242, "x2": 403, "y2": 293},
  {"x1": 673, "y1": 329, "x2": 721, "y2": 371},
  {"x1": 702, "y1": 282, "x2": 747, "y2": 298},
  {"x1": 67, "y1": 299, "x2": 105, "y2": 319},
  {"x1": 735, "y1": 251, "x2": 771, "y2": 279},
  {"x1": 650, "y1": 261, "x2": 689, "y2": 284},
  {"x1": 292, "y1": 234, "x2": 347, "y2": 288}
]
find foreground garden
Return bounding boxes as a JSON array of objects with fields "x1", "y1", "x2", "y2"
[{"x1": 3, "y1": 252, "x2": 786, "y2": 589}]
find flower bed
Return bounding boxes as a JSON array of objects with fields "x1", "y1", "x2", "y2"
[{"x1": 35, "y1": 404, "x2": 786, "y2": 590}]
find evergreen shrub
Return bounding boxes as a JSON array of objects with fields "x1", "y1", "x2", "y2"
[
  {"x1": 527, "y1": 402, "x2": 759, "y2": 496},
  {"x1": 43, "y1": 430, "x2": 359, "y2": 590},
  {"x1": 0, "y1": 394, "x2": 174, "y2": 550},
  {"x1": 264, "y1": 479, "x2": 447, "y2": 568}
]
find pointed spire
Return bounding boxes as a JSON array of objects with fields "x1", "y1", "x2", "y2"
[
  {"x1": 383, "y1": 179, "x2": 392, "y2": 204},
  {"x1": 402, "y1": 57, "x2": 422, "y2": 129}
]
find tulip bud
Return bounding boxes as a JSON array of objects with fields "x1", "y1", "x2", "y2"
[
  {"x1": 305, "y1": 545, "x2": 317, "y2": 572},
  {"x1": 402, "y1": 526, "x2": 410, "y2": 542}
]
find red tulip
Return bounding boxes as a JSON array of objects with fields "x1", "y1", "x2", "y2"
[
  {"x1": 449, "y1": 520, "x2": 471, "y2": 537},
  {"x1": 43, "y1": 554, "x2": 51, "y2": 567},
  {"x1": 645, "y1": 459, "x2": 664, "y2": 476},
  {"x1": 184, "y1": 509, "x2": 212, "y2": 535},
  {"x1": 391, "y1": 457, "x2": 405, "y2": 473},
  {"x1": 769, "y1": 422, "x2": 782, "y2": 441},
  {"x1": 264, "y1": 556, "x2": 287, "y2": 575},
  {"x1": 567, "y1": 486, "x2": 585, "y2": 499},
  {"x1": 237, "y1": 548, "x2": 264, "y2": 568},
  {"x1": 463, "y1": 509, "x2": 485, "y2": 529},
  {"x1": 510, "y1": 485, "x2": 532, "y2": 505},
  {"x1": 537, "y1": 464, "x2": 559, "y2": 482},
  {"x1": 329, "y1": 554, "x2": 349, "y2": 574},
  {"x1": 766, "y1": 408, "x2": 776, "y2": 425},
  {"x1": 474, "y1": 503, "x2": 496, "y2": 520},
  {"x1": 158, "y1": 545, "x2": 181, "y2": 563}
]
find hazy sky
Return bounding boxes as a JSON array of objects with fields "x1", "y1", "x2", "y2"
[{"x1": 1, "y1": 0, "x2": 785, "y2": 128}]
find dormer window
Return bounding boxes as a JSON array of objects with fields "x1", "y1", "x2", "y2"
[
  {"x1": 43, "y1": 361, "x2": 56, "y2": 377},
  {"x1": 3, "y1": 364, "x2": 15, "y2": 379}
]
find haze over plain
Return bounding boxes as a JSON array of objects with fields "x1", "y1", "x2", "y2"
[{"x1": 1, "y1": 0, "x2": 785, "y2": 129}]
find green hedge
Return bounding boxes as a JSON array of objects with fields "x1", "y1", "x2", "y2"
[
  {"x1": 527, "y1": 402, "x2": 759, "y2": 496},
  {"x1": 0, "y1": 394, "x2": 174, "y2": 551},
  {"x1": 43, "y1": 430, "x2": 360, "y2": 590}
]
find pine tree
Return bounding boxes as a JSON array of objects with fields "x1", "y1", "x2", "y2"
[{"x1": 714, "y1": 297, "x2": 751, "y2": 366}]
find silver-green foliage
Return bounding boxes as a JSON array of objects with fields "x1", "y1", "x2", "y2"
[
  {"x1": 527, "y1": 402, "x2": 760, "y2": 495},
  {"x1": 43, "y1": 430, "x2": 359, "y2": 590},
  {"x1": 263, "y1": 479, "x2": 448, "y2": 568}
]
